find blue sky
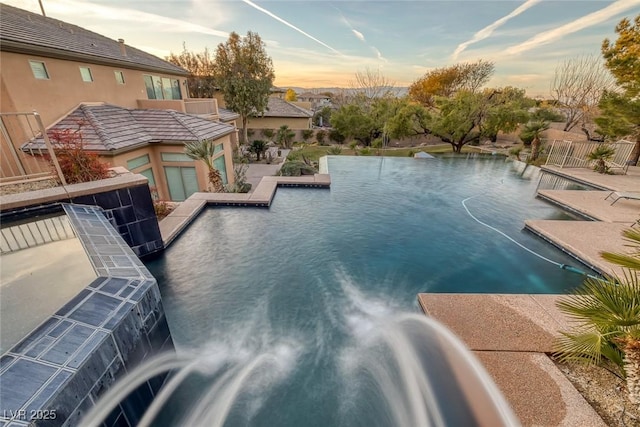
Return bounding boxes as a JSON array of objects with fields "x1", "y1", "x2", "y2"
[{"x1": 6, "y1": 0, "x2": 640, "y2": 95}]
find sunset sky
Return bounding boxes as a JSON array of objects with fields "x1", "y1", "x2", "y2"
[{"x1": 5, "y1": 0, "x2": 640, "y2": 96}]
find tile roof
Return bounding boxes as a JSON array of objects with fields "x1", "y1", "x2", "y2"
[
  {"x1": 218, "y1": 108, "x2": 240, "y2": 122},
  {"x1": 0, "y1": 4, "x2": 188, "y2": 76},
  {"x1": 24, "y1": 104, "x2": 236, "y2": 152},
  {"x1": 256, "y1": 98, "x2": 313, "y2": 118}
]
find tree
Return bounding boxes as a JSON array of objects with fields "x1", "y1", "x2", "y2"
[
  {"x1": 479, "y1": 87, "x2": 533, "y2": 142},
  {"x1": 184, "y1": 140, "x2": 225, "y2": 192},
  {"x1": 313, "y1": 106, "x2": 331, "y2": 127},
  {"x1": 166, "y1": 43, "x2": 216, "y2": 98},
  {"x1": 213, "y1": 31, "x2": 275, "y2": 145},
  {"x1": 598, "y1": 15, "x2": 640, "y2": 165},
  {"x1": 330, "y1": 104, "x2": 376, "y2": 145},
  {"x1": 522, "y1": 120, "x2": 549, "y2": 161},
  {"x1": 602, "y1": 15, "x2": 640, "y2": 98},
  {"x1": 276, "y1": 125, "x2": 295, "y2": 149},
  {"x1": 350, "y1": 67, "x2": 396, "y2": 104},
  {"x1": 285, "y1": 88, "x2": 298, "y2": 102},
  {"x1": 550, "y1": 55, "x2": 614, "y2": 132},
  {"x1": 428, "y1": 91, "x2": 484, "y2": 152},
  {"x1": 409, "y1": 60, "x2": 494, "y2": 107}
]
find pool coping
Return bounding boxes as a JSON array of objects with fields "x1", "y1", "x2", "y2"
[
  {"x1": 159, "y1": 173, "x2": 331, "y2": 247},
  {"x1": 417, "y1": 293, "x2": 607, "y2": 427}
]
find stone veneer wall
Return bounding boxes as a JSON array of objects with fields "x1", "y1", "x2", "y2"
[{"x1": 0, "y1": 204, "x2": 173, "y2": 426}]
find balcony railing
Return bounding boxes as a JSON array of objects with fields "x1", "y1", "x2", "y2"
[
  {"x1": 184, "y1": 98, "x2": 219, "y2": 116},
  {"x1": 545, "y1": 139, "x2": 635, "y2": 174},
  {"x1": 0, "y1": 112, "x2": 66, "y2": 187}
]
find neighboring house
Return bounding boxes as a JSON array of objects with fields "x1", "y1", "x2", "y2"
[
  {"x1": 0, "y1": 4, "x2": 238, "y2": 199},
  {"x1": 297, "y1": 92, "x2": 332, "y2": 111},
  {"x1": 26, "y1": 103, "x2": 236, "y2": 201},
  {"x1": 247, "y1": 97, "x2": 313, "y2": 131}
]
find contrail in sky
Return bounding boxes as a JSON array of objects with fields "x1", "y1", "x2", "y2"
[
  {"x1": 240, "y1": 0, "x2": 342, "y2": 55},
  {"x1": 505, "y1": 0, "x2": 640, "y2": 55},
  {"x1": 452, "y1": 0, "x2": 542, "y2": 60}
]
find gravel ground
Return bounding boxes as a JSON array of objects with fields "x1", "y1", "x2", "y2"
[
  {"x1": 558, "y1": 361, "x2": 639, "y2": 426},
  {"x1": 0, "y1": 179, "x2": 60, "y2": 196}
]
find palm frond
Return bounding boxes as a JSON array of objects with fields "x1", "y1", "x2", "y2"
[
  {"x1": 184, "y1": 140, "x2": 215, "y2": 170},
  {"x1": 601, "y1": 228, "x2": 640, "y2": 270}
]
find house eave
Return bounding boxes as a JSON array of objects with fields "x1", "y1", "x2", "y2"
[{"x1": 0, "y1": 40, "x2": 189, "y2": 76}]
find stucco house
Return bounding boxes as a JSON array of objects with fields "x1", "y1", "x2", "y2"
[
  {"x1": 247, "y1": 97, "x2": 313, "y2": 131},
  {"x1": 0, "y1": 4, "x2": 238, "y2": 200}
]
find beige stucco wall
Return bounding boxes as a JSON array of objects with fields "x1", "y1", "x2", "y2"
[
  {"x1": 246, "y1": 116, "x2": 311, "y2": 130},
  {"x1": 0, "y1": 51, "x2": 188, "y2": 127},
  {"x1": 105, "y1": 134, "x2": 235, "y2": 201}
]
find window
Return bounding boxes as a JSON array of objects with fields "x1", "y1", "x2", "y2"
[
  {"x1": 143, "y1": 75, "x2": 182, "y2": 100},
  {"x1": 214, "y1": 143, "x2": 223, "y2": 154},
  {"x1": 164, "y1": 166, "x2": 198, "y2": 201},
  {"x1": 126, "y1": 154, "x2": 150, "y2": 170},
  {"x1": 213, "y1": 155, "x2": 228, "y2": 184},
  {"x1": 139, "y1": 168, "x2": 156, "y2": 187},
  {"x1": 79, "y1": 67, "x2": 93, "y2": 82},
  {"x1": 115, "y1": 71, "x2": 125, "y2": 84},
  {"x1": 161, "y1": 152, "x2": 192, "y2": 162},
  {"x1": 29, "y1": 61, "x2": 49, "y2": 79}
]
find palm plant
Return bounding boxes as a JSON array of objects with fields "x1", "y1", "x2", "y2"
[
  {"x1": 587, "y1": 144, "x2": 616, "y2": 174},
  {"x1": 184, "y1": 140, "x2": 225, "y2": 193},
  {"x1": 522, "y1": 120, "x2": 549, "y2": 161},
  {"x1": 276, "y1": 125, "x2": 295, "y2": 149},
  {"x1": 554, "y1": 227, "x2": 640, "y2": 404},
  {"x1": 249, "y1": 139, "x2": 267, "y2": 161}
]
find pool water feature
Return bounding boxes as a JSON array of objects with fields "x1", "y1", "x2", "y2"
[{"x1": 143, "y1": 156, "x2": 588, "y2": 426}]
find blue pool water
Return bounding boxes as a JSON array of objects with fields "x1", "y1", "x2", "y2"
[{"x1": 145, "y1": 156, "x2": 588, "y2": 425}]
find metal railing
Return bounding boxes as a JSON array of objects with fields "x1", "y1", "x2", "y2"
[
  {"x1": 545, "y1": 139, "x2": 635, "y2": 174},
  {"x1": 184, "y1": 98, "x2": 219, "y2": 116},
  {"x1": 0, "y1": 112, "x2": 66, "y2": 186},
  {"x1": 0, "y1": 215, "x2": 76, "y2": 254}
]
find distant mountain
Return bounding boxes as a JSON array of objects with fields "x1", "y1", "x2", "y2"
[{"x1": 287, "y1": 87, "x2": 409, "y2": 97}]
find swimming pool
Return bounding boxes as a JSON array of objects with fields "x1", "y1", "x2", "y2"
[{"x1": 145, "y1": 155, "x2": 587, "y2": 425}]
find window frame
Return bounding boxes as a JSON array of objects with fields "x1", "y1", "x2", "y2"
[
  {"x1": 114, "y1": 71, "x2": 125, "y2": 85},
  {"x1": 29, "y1": 60, "x2": 50, "y2": 80},
  {"x1": 143, "y1": 74, "x2": 182, "y2": 100},
  {"x1": 79, "y1": 66, "x2": 93, "y2": 82}
]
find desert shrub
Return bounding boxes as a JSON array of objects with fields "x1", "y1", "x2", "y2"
[
  {"x1": 349, "y1": 141, "x2": 358, "y2": 150},
  {"x1": 407, "y1": 150, "x2": 415, "y2": 157},
  {"x1": 153, "y1": 200, "x2": 171, "y2": 220},
  {"x1": 286, "y1": 150, "x2": 302, "y2": 161},
  {"x1": 359, "y1": 147, "x2": 371, "y2": 156},
  {"x1": 327, "y1": 146, "x2": 343, "y2": 155},
  {"x1": 49, "y1": 127, "x2": 110, "y2": 184},
  {"x1": 316, "y1": 129, "x2": 327, "y2": 145},
  {"x1": 301, "y1": 129, "x2": 314, "y2": 143},
  {"x1": 225, "y1": 161, "x2": 251, "y2": 193},
  {"x1": 261, "y1": 129, "x2": 275, "y2": 140},
  {"x1": 329, "y1": 129, "x2": 346, "y2": 144},
  {"x1": 278, "y1": 161, "x2": 317, "y2": 176}
]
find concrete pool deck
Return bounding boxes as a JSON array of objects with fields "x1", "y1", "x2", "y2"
[
  {"x1": 418, "y1": 293, "x2": 607, "y2": 427},
  {"x1": 529, "y1": 167, "x2": 639, "y2": 277},
  {"x1": 159, "y1": 174, "x2": 331, "y2": 246}
]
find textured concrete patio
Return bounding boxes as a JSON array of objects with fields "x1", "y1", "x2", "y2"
[
  {"x1": 418, "y1": 293, "x2": 607, "y2": 427},
  {"x1": 541, "y1": 165, "x2": 640, "y2": 192},
  {"x1": 537, "y1": 189, "x2": 639, "y2": 224}
]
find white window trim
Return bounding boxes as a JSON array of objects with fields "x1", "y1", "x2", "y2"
[{"x1": 79, "y1": 66, "x2": 93, "y2": 82}]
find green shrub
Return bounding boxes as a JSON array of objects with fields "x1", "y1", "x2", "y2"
[
  {"x1": 316, "y1": 129, "x2": 327, "y2": 145},
  {"x1": 329, "y1": 129, "x2": 345, "y2": 144},
  {"x1": 301, "y1": 129, "x2": 314, "y2": 142},
  {"x1": 327, "y1": 146, "x2": 342, "y2": 155},
  {"x1": 279, "y1": 161, "x2": 318, "y2": 176},
  {"x1": 286, "y1": 151, "x2": 301, "y2": 161},
  {"x1": 408, "y1": 150, "x2": 415, "y2": 157},
  {"x1": 359, "y1": 147, "x2": 371, "y2": 156}
]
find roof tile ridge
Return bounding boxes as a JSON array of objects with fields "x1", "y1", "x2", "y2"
[
  {"x1": 286, "y1": 100, "x2": 313, "y2": 116},
  {"x1": 168, "y1": 110, "x2": 201, "y2": 142},
  {"x1": 80, "y1": 104, "x2": 116, "y2": 150}
]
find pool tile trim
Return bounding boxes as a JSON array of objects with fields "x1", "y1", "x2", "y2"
[{"x1": 0, "y1": 204, "x2": 171, "y2": 426}]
